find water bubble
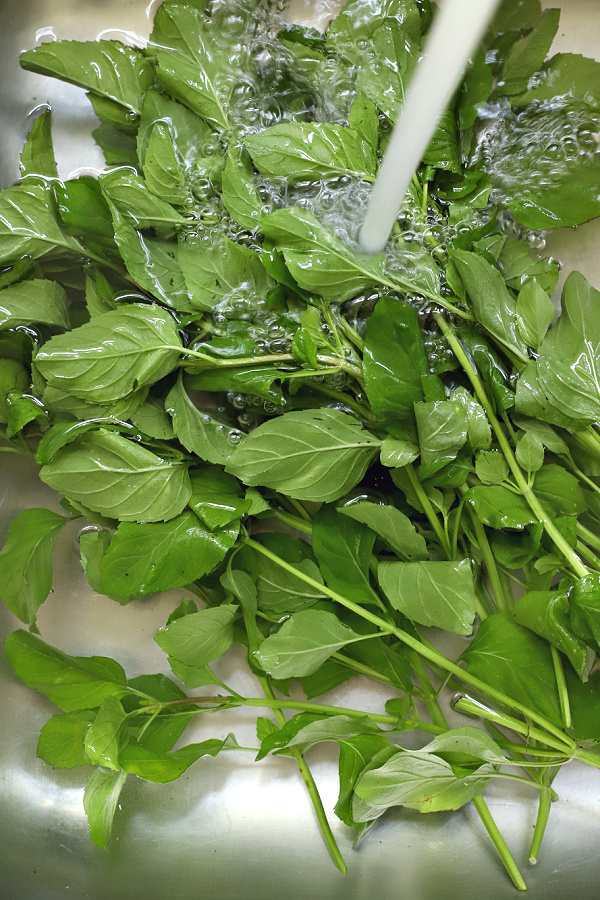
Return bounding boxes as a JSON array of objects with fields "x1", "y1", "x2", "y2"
[{"x1": 228, "y1": 429, "x2": 244, "y2": 445}]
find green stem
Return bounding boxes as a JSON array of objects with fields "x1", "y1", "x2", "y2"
[
  {"x1": 411, "y1": 653, "x2": 447, "y2": 729},
  {"x1": 272, "y1": 509, "x2": 313, "y2": 535},
  {"x1": 577, "y1": 522, "x2": 600, "y2": 556},
  {"x1": 460, "y1": 484, "x2": 512, "y2": 612},
  {"x1": 243, "y1": 537, "x2": 576, "y2": 751},
  {"x1": 435, "y1": 314, "x2": 588, "y2": 579},
  {"x1": 551, "y1": 646, "x2": 571, "y2": 729},
  {"x1": 529, "y1": 769, "x2": 553, "y2": 865},
  {"x1": 472, "y1": 795, "x2": 527, "y2": 891},
  {"x1": 576, "y1": 541, "x2": 600, "y2": 571},
  {"x1": 258, "y1": 676, "x2": 347, "y2": 874},
  {"x1": 180, "y1": 348, "x2": 363, "y2": 381},
  {"x1": 451, "y1": 694, "x2": 571, "y2": 754},
  {"x1": 406, "y1": 464, "x2": 452, "y2": 557}
]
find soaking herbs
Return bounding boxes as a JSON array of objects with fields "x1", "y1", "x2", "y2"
[{"x1": 2, "y1": 0, "x2": 600, "y2": 889}]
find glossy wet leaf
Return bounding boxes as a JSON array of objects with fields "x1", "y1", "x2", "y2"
[
  {"x1": 0, "y1": 183, "x2": 84, "y2": 265},
  {"x1": 99, "y1": 512, "x2": 238, "y2": 598},
  {"x1": 312, "y1": 505, "x2": 381, "y2": 607},
  {"x1": 142, "y1": 122, "x2": 188, "y2": 206},
  {"x1": 20, "y1": 109, "x2": 58, "y2": 181},
  {"x1": 516, "y1": 280, "x2": 555, "y2": 350},
  {"x1": 515, "y1": 431, "x2": 545, "y2": 473},
  {"x1": 100, "y1": 168, "x2": 185, "y2": 230},
  {"x1": 254, "y1": 609, "x2": 372, "y2": 679},
  {"x1": 36, "y1": 303, "x2": 182, "y2": 403},
  {"x1": 83, "y1": 696, "x2": 126, "y2": 770},
  {"x1": 166, "y1": 374, "x2": 235, "y2": 465},
  {"x1": 0, "y1": 508, "x2": 67, "y2": 625},
  {"x1": 251, "y1": 532, "x2": 326, "y2": 616},
  {"x1": 378, "y1": 559, "x2": 477, "y2": 635},
  {"x1": 226, "y1": 408, "x2": 380, "y2": 502},
  {"x1": 188, "y1": 467, "x2": 250, "y2": 529},
  {"x1": 83, "y1": 767, "x2": 127, "y2": 850},
  {"x1": 257, "y1": 712, "x2": 382, "y2": 760},
  {"x1": 415, "y1": 400, "x2": 468, "y2": 475},
  {"x1": 0, "y1": 279, "x2": 68, "y2": 332},
  {"x1": 37, "y1": 710, "x2": 95, "y2": 769},
  {"x1": 500, "y1": 8, "x2": 560, "y2": 95},
  {"x1": 119, "y1": 734, "x2": 240, "y2": 783},
  {"x1": 179, "y1": 234, "x2": 272, "y2": 311},
  {"x1": 40, "y1": 429, "x2": 191, "y2": 523},
  {"x1": 338, "y1": 501, "x2": 428, "y2": 562},
  {"x1": 5, "y1": 629, "x2": 128, "y2": 712},
  {"x1": 221, "y1": 138, "x2": 263, "y2": 231},
  {"x1": 154, "y1": 604, "x2": 238, "y2": 668},
  {"x1": 512, "y1": 589, "x2": 587, "y2": 677},
  {"x1": 335, "y1": 733, "x2": 392, "y2": 830}
]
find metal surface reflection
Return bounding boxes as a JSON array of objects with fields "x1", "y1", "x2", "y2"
[{"x1": 1, "y1": 2, "x2": 600, "y2": 899}]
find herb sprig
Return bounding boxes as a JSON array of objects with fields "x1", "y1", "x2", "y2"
[{"x1": 2, "y1": 0, "x2": 600, "y2": 889}]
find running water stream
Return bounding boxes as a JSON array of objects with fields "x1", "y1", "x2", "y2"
[{"x1": 360, "y1": 0, "x2": 502, "y2": 254}]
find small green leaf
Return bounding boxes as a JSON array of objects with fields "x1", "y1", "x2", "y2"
[
  {"x1": 179, "y1": 234, "x2": 273, "y2": 311},
  {"x1": 380, "y1": 437, "x2": 419, "y2": 468},
  {"x1": 515, "y1": 431, "x2": 545, "y2": 473},
  {"x1": 0, "y1": 183, "x2": 84, "y2": 266},
  {"x1": 154, "y1": 604, "x2": 238, "y2": 667},
  {"x1": 119, "y1": 734, "x2": 240, "y2": 783},
  {"x1": 83, "y1": 767, "x2": 127, "y2": 849},
  {"x1": 0, "y1": 508, "x2": 67, "y2": 625},
  {"x1": 513, "y1": 589, "x2": 588, "y2": 677},
  {"x1": 37, "y1": 710, "x2": 95, "y2": 768},
  {"x1": 415, "y1": 400, "x2": 468, "y2": 475},
  {"x1": 338, "y1": 501, "x2": 428, "y2": 561},
  {"x1": 516, "y1": 280, "x2": 555, "y2": 350},
  {"x1": 378, "y1": 559, "x2": 477, "y2": 635},
  {"x1": 221, "y1": 138, "x2": 263, "y2": 231},
  {"x1": 257, "y1": 712, "x2": 382, "y2": 760},
  {"x1": 251, "y1": 532, "x2": 326, "y2": 617},
  {"x1": 142, "y1": 123, "x2": 188, "y2": 206},
  {"x1": 83, "y1": 696, "x2": 126, "y2": 770},
  {"x1": 20, "y1": 109, "x2": 58, "y2": 181},
  {"x1": 188, "y1": 467, "x2": 250, "y2": 529},
  {"x1": 166, "y1": 373, "x2": 235, "y2": 465},
  {"x1": 475, "y1": 450, "x2": 509, "y2": 485},
  {"x1": 312, "y1": 506, "x2": 381, "y2": 608}
]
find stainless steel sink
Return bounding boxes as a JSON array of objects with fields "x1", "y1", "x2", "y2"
[{"x1": 1, "y1": 2, "x2": 600, "y2": 897}]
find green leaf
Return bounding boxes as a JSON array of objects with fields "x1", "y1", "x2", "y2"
[
  {"x1": 0, "y1": 183, "x2": 84, "y2": 266},
  {"x1": 6, "y1": 391, "x2": 47, "y2": 438},
  {"x1": 99, "y1": 512, "x2": 238, "y2": 598},
  {"x1": 35, "y1": 303, "x2": 182, "y2": 403},
  {"x1": 380, "y1": 437, "x2": 420, "y2": 468},
  {"x1": 363, "y1": 298, "x2": 428, "y2": 439},
  {"x1": 142, "y1": 123, "x2": 188, "y2": 207},
  {"x1": 40, "y1": 429, "x2": 191, "y2": 523},
  {"x1": 515, "y1": 431, "x2": 545, "y2": 473},
  {"x1": 165, "y1": 373, "x2": 235, "y2": 465},
  {"x1": 335, "y1": 733, "x2": 392, "y2": 830},
  {"x1": 569, "y1": 575, "x2": 600, "y2": 650},
  {"x1": 137, "y1": 89, "x2": 214, "y2": 167},
  {"x1": 378, "y1": 559, "x2": 477, "y2": 635},
  {"x1": 500, "y1": 8, "x2": 560, "y2": 95},
  {"x1": 130, "y1": 398, "x2": 175, "y2": 440},
  {"x1": 511, "y1": 51, "x2": 600, "y2": 107},
  {"x1": 349, "y1": 92, "x2": 379, "y2": 153},
  {"x1": 188, "y1": 467, "x2": 250, "y2": 529},
  {"x1": 100, "y1": 167, "x2": 185, "y2": 230},
  {"x1": 0, "y1": 359, "x2": 29, "y2": 424},
  {"x1": 225, "y1": 408, "x2": 380, "y2": 503},
  {"x1": 246, "y1": 121, "x2": 376, "y2": 183},
  {"x1": 20, "y1": 109, "x2": 58, "y2": 181},
  {"x1": 0, "y1": 508, "x2": 67, "y2": 625},
  {"x1": 512, "y1": 589, "x2": 587, "y2": 677},
  {"x1": 0, "y1": 279, "x2": 69, "y2": 331},
  {"x1": 338, "y1": 501, "x2": 428, "y2": 562},
  {"x1": 415, "y1": 400, "x2": 468, "y2": 476},
  {"x1": 254, "y1": 609, "x2": 371, "y2": 679},
  {"x1": 151, "y1": 4, "x2": 235, "y2": 131},
  {"x1": 21, "y1": 40, "x2": 154, "y2": 114},
  {"x1": 534, "y1": 464, "x2": 586, "y2": 517},
  {"x1": 37, "y1": 710, "x2": 95, "y2": 768},
  {"x1": 110, "y1": 210, "x2": 191, "y2": 311},
  {"x1": 450, "y1": 249, "x2": 529, "y2": 360},
  {"x1": 475, "y1": 450, "x2": 509, "y2": 485},
  {"x1": 262, "y1": 207, "x2": 389, "y2": 303},
  {"x1": 515, "y1": 280, "x2": 555, "y2": 350},
  {"x1": 257, "y1": 712, "x2": 382, "y2": 760},
  {"x1": 154, "y1": 604, "x2": 238, "y2": 667},
  {"x1": 497, "y1": 239, "x2": 559, "y2": 294},
  {"x1": 466, "y1": 484, "x2": 535, "y2": 529},
  {"x1": 462, "y1": 612, "x2": 562, "y2": 728},
  {"x1": 83, "y1": 696, "x2": 126, "y2": 770},
  {"x1": 451, "y1": 388, "x2": 492, "y2": 451},
  {"x1": 353, "y1": 747, "x2": 495, "y2": 819},
  {"x1": 221, "y1": 138, "x2": 263, "y2": 231},
  {"x1": 490, "y1": 525, "x2": 542, "y2": 569},
  {"x1": 83, "y1": 767, "x2": 127, "y2": 849},
  {"x1": 179, "y1": 234, "x2": 273, "y2": 311},
  {"x1": 312, "y1": 505, "x2": 381, "y2": 607},
  {"x1": 517, "y1": 272, "x2": 600, "y2": 427},
  {"x1": 5, "y1": 629, "x2": 128, "y2": 712},
  {"x1": 93, "y1": 123, "x2": 139, "y2": 168},
  {"x1": 252, "y1": 532, "x2": 326, "y2": 616},
  {"x1": 119, "y1": 734, "x2": 239, "y2": 783},
  {"x1": 457, "y1": 51, "x2": 493, "y2": 130}
]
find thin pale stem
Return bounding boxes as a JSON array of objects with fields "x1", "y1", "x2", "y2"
[{"x1": 472, "y1": 796, "x2": 527, "y2": 891}]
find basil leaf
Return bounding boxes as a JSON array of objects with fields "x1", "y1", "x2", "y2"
[
  {"x1": 415, "y1": 400, "x2": 468, "y2": 475},
  {"x1": 40, "y1": 429, "x2": 191, "y2": 523},
  {"x1": 100, "y1": 168, "x2": 185, "y2": 230},
  {"x1": 119, "y1": 734, "x2": 239, "y2": 783},
  {"x1": 35, "y1": 303, "x2": 183, "y2": 403},
  {"x1": 221, "y1": 137, "x2": 264, "y2": 231},
  {"x1": 0, "y1": 279, "x2": 65, "y2": 331},
  {"x1": 515, "y1": 431, "x2": 545, "y2": 473},
  {"x1": 5, "y1": 629, "x2": 128, "y2": 712},
  {"x1": 83, "y1": 768, "x2": 127, "y2": 850},
  {"x1": 142, "y1": 122, "x2": 188, "y2": 207},
  {"x1": 462, "y1": 613, "x2": 562, "y2": 728},
  {"x1": 20, "y1": 108, "x2": 58, "y2": 181},
  {"x1": 349, "y1": 92, "x2": 379, "y2": 153},
  {"x1": 225, "y1": 408, "x2": 380, "y2": 502},
  {"x1": 254, "y1": 609, "x2": 370, "y2": 679},
  {"x1": 312, "y1": 505, "x2": 381, "y2": 607},
  {"x1": 21, "y1": 40, "x2": 154, "y2": 114},
  {"x1": 500, "y1": 8, "x2": 560, "y2": 95},
  {"x1": 84, "y1": 696, "x2": 126, "y2": 770},
  {"x1": 262, "y1": 207, "x2": 388, "y2": 303},
  {"x1": 6, "y1": 391, "x2": 47, "y2": 438},
  {"x1": 151, "y1": 4, "x2": 235, "y2": 131},
  {"x1": 512, "y1": 589, "x2": 587, "y2": 677},
  {"x1": 246, "y1": 121, "x2": 377, "y2": 183},
  {"x1": 166, "y1": 373, "x2": 236, "y2": 465},
  {"x1": 380, "y1": 437, "x2": 420, "y2": 468},
  {"x1": 252, "y1": 532, "x2": 326, "y2": 616},
  {"x1": 363, "y1": 297, "x2": 428, "y2": 440},
  {"x1": 138, "y1": 90, "x2": 214, "y2": 168},
  {"x1": 497, "y1": 238, "x2": 559, "y2": 294},
  {"x1": 188, "y1": 467, "x2": 250, "y2": 529},
  {"x1": 475, "y1": 450, "x2": 509, "y2": 485},
  {"x1": 338, "y1": 501, "x2": 428, "y2": 562},
  {"x1": 335, "y1": 733, "x2": 392, "y2": 831},
  {"x1": 511, "y1": 51, "x2": 600, "y2": 107},
  {"x1": 99, "y1": 512, "x2": 238, "y2": 598},
  {"x1": 515, "y1": 280, "x2": 555, "y2": 350},
  {"x1": 154, "y1": 604, "x2": 238, "y2": 668},
  {"x1": 466, "y1": 485, "x2": 536, "y2": 529},
  {"x1": 378, "y1": 559, "x2": 477, "y2": 635},
  {"x1": 0, "y1": 508, "x2": 67, "y2": 625},
  {"x1": 257, "y1": 712, "x2": 382, "y2": 760},
  {"x1": 0, "y1": 183, "x2": 84, "y2": 265},
  {"x1": 37, "y1": 710, "x2": 95, "y2": 768},
  {"x1": 179, "y1": 234, "x2": 273, "y2": 311}
]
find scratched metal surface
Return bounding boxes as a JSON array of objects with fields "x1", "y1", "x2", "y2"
[{"x1": 1, "y1": 2, "x2": 600, "y2": 898}]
